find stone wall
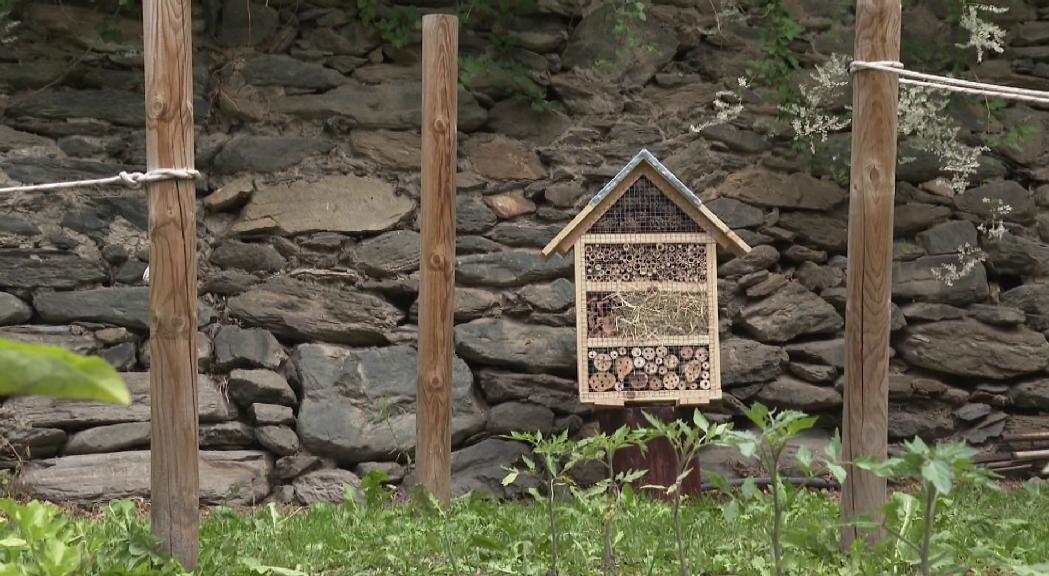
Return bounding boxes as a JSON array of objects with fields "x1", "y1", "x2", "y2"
[{"x1": 2, "y1": 0, "x2": 1049, "y2": 504}]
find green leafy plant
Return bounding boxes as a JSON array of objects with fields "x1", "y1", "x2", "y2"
[
  {"x1": 0, "y1": 499, "x2": 83, "y2": 576},
  {"x1": 574, "y1": 426, "x2": 647, "y2": 575},
  {"x1": 722, "y1": 403, "x2": 824, "y2": 576},
  {"x1": 0, "y1": 339, "x2": 128, "y2": 403},
  {"x1": 856, "y1": 438, "x2": 998, "y2": 576},
  {"x1": 641, "y1": 410, "x2": 731, "y2": 576},
  {"x1": 501, "y1": 430, "x2": 583, "y2": 576},
  {"x1": 356, "y1": 0, "x2": 420, "y2": 49},
  {"x1": 750, "y1": 0, "x2": 804, "y2": 91}
]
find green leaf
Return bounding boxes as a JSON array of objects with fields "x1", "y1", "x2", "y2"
[
  {"x1": 922, "y1": 458, "x2": 953, "y2": 495},
  {"x1": 826, "y1": 462, "x2": 848, "y2": 484},
  {"x1": 0, "y1": 339, "x2": 129, "y2": 404},
  {"x1": 795, "y1": 444, "x2": 813, "y2": 472},
  {"x1": 501, "y1": 469, "x2": 519, "y2": 487}
]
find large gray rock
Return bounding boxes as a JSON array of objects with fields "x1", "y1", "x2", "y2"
[
  {"x1": 5, "y1": 373, "x2": 235, "y2": 429},
  {"x1": 210, "y1": 240, "x2": 287, "y2": 273},
  {"x1": 756, "y1": 376, "x2": 842, "y2": 411},
  {"x1": 455, "y1": 318, "x2": 575, "y2": 372},
  {"x1": 349, "y1": 130, "x2": 421, "y2": 170},
  {"x1": 200, "y1": 422, "x2": 256, "y2": 449},
  {"x1": 519, "y1": 278, "x2": 575, "y2": 312},
  {"x1": 241, "y1": 54, "x2": 346, "y2": 90},
  {"x1": 256, "y1": 426, "x2": 300, "y2": 456},
  {"x1": 249, "y1": 403, "x2": 295, "y2": 426},
  {"x1": 457, "y1": 195, "x2": 498, "y2": 234},
  {"x1": 1010, "y1": 379, "x2": 1049, "y2": 410},
  {"x1": 894, "y1": 203, "x2": 952, "y2": 235},
  {"x1": 0, "y1": 424, "x2": 65, "y2": 460},
  {"x1": 718, "y1": 245, "x2": 780, "y2": 277},
  {"x1": 955, "y1": 180, "x2": 1036, "y2": 223},
  {"x1": 228, "y1": 369, "x2": 297, "y2": 407},
  {"x1": 457, "y1": 250, "x2": 572, "y2": 287},
  {"x1": 487, "y1": 402, "x2": 556, "y2": 435},
  {"x1": 63, "y1": 422, "x2": 150, "y2": 455},
  {"x1": 1001, "y1": 282, "x2": 1049, "y2": 316},
  {"x1": 705, "y1": 197, "x2": 765, "y2": 229},
  {"x1": 35, "y1": 287, "x2": 150, "y2": 330},
  {"x1": 477, "y1": 370, "x2": 583, "y2": 414},
  {"x1": 293, "y1": 468, "x2": 360, "y2": 505},
  {"x1": 0, "y1": 293, "x2": 32, "y2": 325},
  {"x1": 717, "y1": 168, "x2": 846, "y2": 210},
  {"x1": 351, "y1": 230, "x2": 420, "y2": 277},
  {"x1": 889, "y1": 403, "x2": 955, "y2": 440},
  {"x1": 0, "y1": 250, "x2": 106, "y2": 289},
  {"x1": 899, "y1": 319, "x2": 1049, "y2": 380},
  {"x1": 276, "y1": 81, "x2": 486, "y2": 131},
  {"x1": 16, "y1": 451, "x2": 272, "y2": 505},
  {"x1": 917, "y1": 220, "x2": 978, "y2": 255},
  {"x1": 292, "y1": 344, "x2": 485, "y2": 463},
  {"x1": 450, "y1": 439, "x2": 533, "y2": 498},
  {"x1": 228, "y1": 278, "x2": 403, "y2": 346},
  {"x1": 464, "y1": 134, "x2": 546, "y2": 180},
  {"x1": 232, "y1": 175, "x2": 413, "y2": 236},
  {"x1": 213, "y1": 136, "x2": 333, "y2": 174},
  {"x1": 213, "y1": 325, "x2": 287, "y2": 370},
  {"x1": 740, "y1": 283, "x2": 844, "y2": 343},
  {"x1": 720, "y1": 338, "x2": 787, "y2": 386},
  {"x1": 892, "y1": 256, "x2": 989, "y2": 305},
  {"x1": 0, "y1": 325, "x2": 97, "y2": 354},
  {"x1": 785, "y1": 339, "x2": 845, "y2": 368},
  {"x1": 777, "y1": 211, "x2": 848, "y2": 252},
  {"x1": 8, "y1": 88, "x2": 144, "y2": 126},
  {"x1": 983, "y1": 232, "x2": 1049, "y2": 277},
  {"x1": 562, "y1": 3, "x2": 677, "y2": 85}
]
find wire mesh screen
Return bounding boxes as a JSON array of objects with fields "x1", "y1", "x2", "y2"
[
  {"x1": 590, "y1": 175, "x2": 702, "y2": 234},
  {"x1": 586, "y1": 345, "x2": 713, "y2": 393}
]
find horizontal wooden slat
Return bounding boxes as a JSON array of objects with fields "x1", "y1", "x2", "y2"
[
  {"x1": 582, "y1": 233, "x2": 711, "y2": 244},
  {"x1": 586, "y1": 335, "x2": 710, "y2": 347}
]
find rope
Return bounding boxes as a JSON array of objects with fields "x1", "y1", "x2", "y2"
[
  {"x1": 851, "y1": 60, "x2": 1049, "y2": 106},
  {"x1": 0, "y1": 168, "x2": 201, "y2": 194}
]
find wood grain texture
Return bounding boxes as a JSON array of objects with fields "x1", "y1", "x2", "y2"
[
  {"x1": 416, "y1": 13, "x2": 458, "y2": 505},
  {"x1": 841, "y1": 0, "x2": 901, "y2": 547},
  {"x1": 143, "y1": 0, "x2": 199, "y2": 568}
]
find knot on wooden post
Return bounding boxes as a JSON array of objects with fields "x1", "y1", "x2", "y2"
[
  {"x1": 428, "y1": 252, "x2": 449, "y2": 271},
  {"x1": 432, "y1": 115, "x2": 449, "y2": 134}
]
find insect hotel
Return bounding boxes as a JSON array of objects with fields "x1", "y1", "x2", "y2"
[{"x1": 542, "y1": 149, "x2": 752, "y2": 406}]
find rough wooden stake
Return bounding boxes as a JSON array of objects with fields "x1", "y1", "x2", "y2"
[
  {"x1": 841, "y1": 0, "x2": 901, "y2": 548},
  {"x1": 143, "y1": 0, "x2": 198, "y2": 568},
  {"x1": 416, "y1": 13, "x2": 458, "y2": 505}
]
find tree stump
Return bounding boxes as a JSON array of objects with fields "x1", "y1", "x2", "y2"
[{"x1": 595, "y1": 405, "x2": 702, "y2": 499}]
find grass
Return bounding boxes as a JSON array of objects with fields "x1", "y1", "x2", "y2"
[{"x1": 19, "y1": 480, "x2": 1049, "y2": 576}]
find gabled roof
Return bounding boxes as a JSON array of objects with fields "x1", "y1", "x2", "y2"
[{"x1": 541, "y1": 148, "x2": 752, "y2": 257}]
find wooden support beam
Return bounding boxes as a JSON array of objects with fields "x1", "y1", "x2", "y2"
[
  {"x1": 143, "y1": 0, "x2": 199, "y2": 567},
  {"x1": 841, "y1": 0, "x2": 901, "y2": 548},
  {"x1": 416, "y1": 13, "x2": 458, "y2": 505}
]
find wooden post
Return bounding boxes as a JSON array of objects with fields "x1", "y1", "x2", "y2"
[
  {"x1": 417, "y1": 13, "x2": 458, "y2": 504},
  {"x1": 595, "y1": 407, "x2": 702, "y2": 499},
  {"x1": 841, "y1": 0, "x2": 901, "y2": 547},
  {"x1": 143, "y1": 0, "x2": 199, "y2": 567}
]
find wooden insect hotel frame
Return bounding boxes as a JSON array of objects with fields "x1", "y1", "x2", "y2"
[{"x1": 543, "y1": 149, "x2": 751, "y2": 407}]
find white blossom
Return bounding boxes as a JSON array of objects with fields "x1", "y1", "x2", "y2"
[{"x1": 956, "y1": 4, "x2": 1008, "y2": 63}]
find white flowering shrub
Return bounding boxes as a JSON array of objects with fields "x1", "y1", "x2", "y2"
[
  {"x1": 930, "y1": 243, "x2": 986, "y2": 287},
  {"x1": 690, "y1": 76, "x2": 751, "y2": 133},
  {"x1": 779, "y1": 54, "x2": 851, "y2": 154},
  {"x1": 956, "y1": 4, "x2": 1008, "y2": 63}
]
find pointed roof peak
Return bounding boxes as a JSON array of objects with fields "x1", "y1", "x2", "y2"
[{"x1": 542, "y1": 148, "x2": 752, "y2": 257}]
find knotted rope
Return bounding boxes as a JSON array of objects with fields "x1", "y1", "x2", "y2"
[
  {"x1": 851, "y1": 60, "x2": 1049, "y2": 105},
  {"x1": 0, "y1": 168, "x2": 200, "y2": 194}
]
